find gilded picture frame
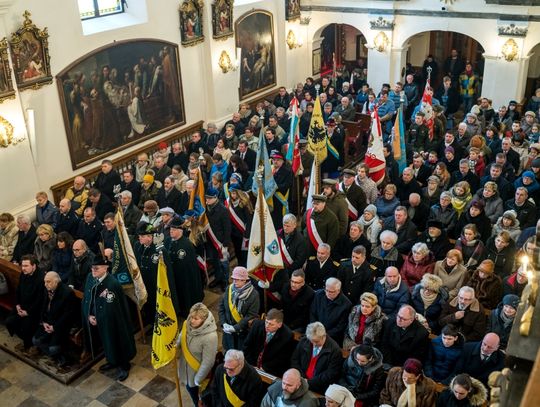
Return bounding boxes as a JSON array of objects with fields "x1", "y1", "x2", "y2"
[
  {"x1": 285, "y1": 0, "x2": 301, "y2": 22},
  {"x1": 9, "y1": 11, "x2": 52, "y2": 92},
  {"x1": 235, "y1": 10, "x2": 276, "y2": 100},
  {"x1": 312, "y1": 48, "x2": 321, "y2": 76},
  {"x1": 180, "y1": 0, "x2": 205, "y2": 47},
  {"x1": 212, "y1": 0, "x2": 233, "y2": 40},
  {"x1": 0, "y1": 38, "x2": 15, "y2": 103}
]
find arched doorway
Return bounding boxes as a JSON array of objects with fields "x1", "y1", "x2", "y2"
[
  {"x1": 319, "y1": 23, "x2": 367, "y2": 77},
  {"x1": 405, "y1": 31, "x2": 485, "y2": 91},
  {"x1": 525, "y1": 42, "x2": 540, "y2": 104}
]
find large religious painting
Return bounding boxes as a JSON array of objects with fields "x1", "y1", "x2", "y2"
[
  {"x1": 0, "y1": 39, "x2": 15, "y2": 102},
  {"x1": 179, "y1": 0, "x2": 204, "y2": 47},
  {"x1": 9, "y1": 11, "x2": 53, "y2": 92},
  {"x1": 56, "y1": 39, "x2": 185, "y2": 170},
  {"x1": 285, "y1": 0, "x2": 301, "y2": 22},
  {"x1": 212, "y1": 0, "x2": 233, "y2": 40},
  {"x1": 235, "y1": 10, "x2": 276, "y2": 100}
]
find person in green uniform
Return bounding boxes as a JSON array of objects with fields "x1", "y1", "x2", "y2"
[{"x1": 81, "y1": 256, "x2": 136, "y2": 381}]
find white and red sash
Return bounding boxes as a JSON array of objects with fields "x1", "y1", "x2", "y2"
[
  {"x1": 227, "y1": 200, "x2": 246, "y2": 234},
  {"x1": 338, "y1": 182, "x2": 359, "y2": 220},
  {"x1": 277, "y1": 234, "x2": 294, "y2": 267},
  {"x1": 197, "y1": 255, "x2": 207, "y2": 271},
  {"x1": 207, "y1": 226, "x2": 224, "y2": 259},
  {"x1": 306, "y1": 208, "x2": 324, "y2": 251}
]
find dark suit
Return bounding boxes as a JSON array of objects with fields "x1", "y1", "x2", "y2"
[
  {"x1": 337, "y1": 261, "x2": 374, "y2": 304},
  {"x1": 12, "y1": 225, "x2": 37, "y2": 263},
  {"x1": 156, "y1": 187, "x2": 185, "y2": 214},
  {"x1": 380, "y1": 318, "x2": 430, "y2": 366},
  {"x1": 452, "y1": 341, "x2": 505, "y2": 385},
  {"x1": 120, "y1": 180, "x2": 141, "y2": 207},
  {"x1": 84, "y1": 194, "x2": 115, "y2": 221},
  {"x1": 339, "y1": 181, "x2": 367, "y2": 221},
  {"x1": 304, "y1": 257, "x2": 339, "y2": 291},
  {"x1": 211, "y1": 363, "x2": 265, "y2": 407},
  {"x1": 281, "y1": 284, "x2": 315, "y2": 332},
  {"x1": 234, "y1": 148, "x2": 257, "y2": 172},
  {"x1": 94, "y1": 170, "x2": 121, "y2": 201},
  {"x1": 503, "y1": 148, "x2": 520, "y2": 174},
  {"x1": 310, "y1": 291, "x2": 352, "y2": 344},
  {"x1": 412, "y1": 165, "x2": 432, "y2": 187}
]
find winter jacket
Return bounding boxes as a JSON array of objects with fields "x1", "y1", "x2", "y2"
[
  {"x1": 432, "y1": 260, "x2": 467, "y2": 300},
  {"x1": 211, "y1": 362, "x2": 265, "y2": 407},
  {"x1": 429, "y1": 204, "x2": 458, "y2": 233},
  {"x1": 437, "y1": 376, "x2": 487, "y2": 407},
  {"x1": 419, "y1": 229, "x2": 453, "y2": 261},
  {"x1": 343, "y1": 305, "x2": 387, "y2": 350},
  {"x1": 400, "y1": 252, "x2": 436, "y2": 289},
  {"x1": 261, "y1": 378, "x2": 319, "y2": 407},
  {"x1": 310, "y1": 291, "x2": 352, "y2": 344},
  {"x1": 471, "y1": 190, "x2": 504, "y2": 223},
  {"x1": 411, "y1": 283, "x2": 448, "y2": 332},
  {"x1": 369, "y1": 245, "x2": 404, "y2": 279},
  {"x1": 34, "y1": 235, "x2": 57, "y2": 273},
  {"x1": 373, "y1": 276, "x2": 410, "y2": 316},
  {"x1": 503, "y1": 273, "x2": 527, "y2": 297},
  {"x1": 280, "y1": 284, "x2": 315, "y2": 332},
  {"x1": 340, "y1": 347, "x2": 386, "y2": 407},
  {"x1": 380, "y1": 318, "x2": 430, "y2": 366},
  {"x1": 176, "y1": 312, "x2": 218, "y2": 387},
  {"x1": 379, "y1": 367, "x2": 437, "y2": 407},
  {"x1": 35, "y1": 202, "x2": 59, "y2": 227},
  {"x1": 491, "y1": 216, "x2": 521, "y2": 242},
  {"x1": 424, "y1": 333, "x2": 464, "y2": 382},
  {"x1": 464, "y1": 270, "x2": 503, "y2": 310},
  {"x1": 455, "y1": 210, "x2": 492, "y2": 243},
  {"x1": 374, "y1": 196, "x2": 399, "y2": 221},
  {"x1": 485, "y1": 236, "x2": 516, "y2": 278},
  {"x1": 0, "y1": 221, "x2": 18, "y2": 261},
  {"x1": 439, "y1": 296, "x2": 487, "y2": 341},
  {"x1": 487, "y1": 302, "x2": 515, "y2": 349}
]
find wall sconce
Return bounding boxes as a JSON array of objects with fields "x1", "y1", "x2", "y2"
[
  {"x1": 501, "y1": 38, "x2": 519, "y2": 62},
  {"x1": 218, "y1": 50, "x2": 237, "y2": 73},
  {"x1": 286, "y1": 29, "x2": 303, "y2": 50},
  {"x1": 373, "y1": 31, "x2": 390, "y2": 52},
  {"x1": 0, "y1": 115, "x2": 19, "y2": 148}
]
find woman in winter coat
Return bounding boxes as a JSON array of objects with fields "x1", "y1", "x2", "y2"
[
  {"x1": 369, "y1": 230, "x2": 404, "y2": 279},
  {"x1": 424, "y1": 325, "x2": 464, "y2": 383},
  {"x1": 472, "y1": 181, "x2": 503, "y2": 224},
  {"x1": 487, "y1": 294, "x2": 520, "y2": 350},
  {"x1": 429, "y1": 191, "x2": 458, "y2": 232},
  {"x1": 437, "y1": 373, "x2": 488, "y2": 407},
  {"x1": 454, "y1": 224, "x2": 486, "y2": 271},
  {"x1": 422, "y1": 175, "x2": 442, "y2": 207},
  {"x1": 339, "y1": 345, "x2": 386, "y2": 407},
  {"x1": 433, "y1": 249, "x2": 467, "y2": 300},
  {"x1": 450, "y1": 181, "x2": 473, "y2": 218},
  {"x1": 491, "y1": 210, "x2": 521, "y2": 242},
  {"x1": 411, "y1": 274, "x2": 448, "y2": 332},
  {"x1": 34, "y1": 224, "x2": 57, "y2": 273},
  {"x1": 400, "y1": 242, "x2": 436, "y2": 290},
  {"x1": 358, "y1": 205, "x2": 382, "y2": 246},
  {"x1": 356, "y1": 164, "x2": 378, "y2": 204},
  {"x1": 464, "y1": 259, "x2": 503, "y2": 310},
  {"x1": 51, "y1": 232, "x2": 74, "y2": 283},
  {"x1": 0, "y1": 212, "x2": 18, "y2": 261},
  {"x1": 343, "y1": 293, "x2": 387, "y2": 351},
  {"x1": 177, "y1": 302, "x2": 218, "y2": 405},
  {"x1": 379, "y1": 358, "x2": 437, "y2": 407},
  {"x1": 485, "y1": 231, "x2": 516, "y2": 278},
  {"x1": 455, "y1": 199, "x2": 492, "y2": 242},
  {"x1": 374, "y1": 184, "x2": 399, "y2": 221}
]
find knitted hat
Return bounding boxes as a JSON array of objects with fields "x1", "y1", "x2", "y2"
[
  {"x1": 531, "y1": 157, "x2": 540, "y2": 168},
  {"x1": 403, "y1": 358, "x2": 423, "y2": 376},
  {"x1": 478, "y1": 259, "x2": 495, "y2": 275},
  {"x1": 143, "y1": 174, "x2": 155, "y2": 183},
  {"x1": 363, "y1": 204, "x2": 377, "y2": 216},
  {"x1": 502, "y1": 210, "x2": 517, "y2": 221},
  {"x1": 427, "y1": 175, "x2": 440, "y2": 184},
  {"x1": 444, "y1": 146, "x2": 455, "y2": 154},
  {"x1": 324, "y1": 384, "x2": 355, "y2": 407},
  {"x1": 230, "y1": 172, "x2": 243, "y2": 183},
  {"x1": 466, "y1": 112, "x2": 478, "y2": 120},
  {"x1": 522, "y1": 170, "x2": 535, "y2": 180},
  {"x1": 503, "y1": 294, "x2": 520, "y2": 310},
  {"x1": 421, "y1": 273, "x2": 443, "y2": 293},
  {"x1": 231, "y1": 266, "x2": 248, "y2": 280},
  {"x1": 470, "y1": 199, "x2": 485, "y2": 211}
]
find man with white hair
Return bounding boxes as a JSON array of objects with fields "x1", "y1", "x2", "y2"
[
  {"x1": 12, "y1": 214, "x2": 37, "y2": 264},
  {"x1": 304, "y1": 243, "x2": 339, "y2": 291},
  {"x1": 277, "y1": 214, "x2": 307, "y2": 275},
  {"x1": 119, "y1": 190, "x2": 143, "y2": 236},
  {"x1": 335, "y1": 96, "x2": 355, "y2": 121},
  {"x1": 291, "y1": 322, "x2": 342, "y2": 394},
  {"x1": 309, "y1": 277, "x2": 352, "y2": 344},
  {"x1": 211, "y1": 349, "x2": 265, "y2": 406},
  {"x1": 261, "y1": 368, "x2": 319, "y2": 407},
  {"x1": 439, "y1": 286, "x2": 487, "y2": 342}
]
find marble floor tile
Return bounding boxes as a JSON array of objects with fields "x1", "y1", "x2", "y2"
[
  {"x1": 96, "y1": 382, "x2": 136, "y2": 407},
  {"x1": 139, "y1": 375, "x2": 176, "y2": 403},
  {"x1": 85, "y1": 400, "x2": 108, "y2": 407},
  {"x1": 31, "y1": 379, "x2": 69, "y2": 405},
  {"x1": 0, "y1": 377, "x2": 11, "y2": 392},
  {"x1": 121, "y1": 365, "x2": 156, "y2": 392},
  {"x1": 56, "y1": 387, "x2": 95, "y2": 407},
  {"x1": 122, "y1": 392, "x2": 159, "y2": 407},
  {"x1": 76, "y1": 371, "x2": 115, "y2": 399},
  {"x1": 18, "y1": 397, "x2": 50, "y2": 407},
  {"x1": 159, "y1": 386, "x2": 191, "y2": 407},
  {"x1": 0, "y1": 384, "x2": 31, "y2": 407}
]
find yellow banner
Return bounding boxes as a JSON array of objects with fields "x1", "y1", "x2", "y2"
[
  {"x1": 307, "y1": 95, "x2": 328, "y2": 163},
  {"x1": 151, "y1": 254, "x2": 178, "y2": 369}
]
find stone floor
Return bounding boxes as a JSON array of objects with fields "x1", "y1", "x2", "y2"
[{"x1": 0, "y1": 289, "x2": 223, "y2": 407}]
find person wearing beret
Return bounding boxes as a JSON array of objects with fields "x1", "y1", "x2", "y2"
[
  {"x1": 302, "y1": 194, "x2": 340, "y2": 257},
  {"x1": 419, "y1": 219, "x2": 453, "y2": 261},
  {"x1": 487, "y1": 294, "x2": 519, "y2": 350},
  {"x1": 81, "y1": 256, "x2": 136, "y2": 381}
]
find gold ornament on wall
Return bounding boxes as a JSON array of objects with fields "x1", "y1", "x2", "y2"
[
  {"x1": 373, "y1": 31, "x2": 389, "y2": 52},
  {"x1": 501, "y1": 38, "x2": 519, "y2": 62},
  {"x1": 0, "y1": 115, "x2": 16, "y2": 148},
  {"x1": 286, "y1": 29, "x2": 303, "y2": 50}
]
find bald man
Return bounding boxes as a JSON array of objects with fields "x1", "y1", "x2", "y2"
[
  {"x1": 261, "y1": 368, "x2": 319, "y2": 407},
  {"x1": 31, "y1": 271, "x2": 77, "y2": 366},
  {"x1": 406, "y1": 192, "x2": 430, "y2": 232},
  {"x1": 55, "y1": 198, "x2": 79, "y2": 237},
  {"x1": 451, "y1": 332, "x2": 505, "y2": 385}
]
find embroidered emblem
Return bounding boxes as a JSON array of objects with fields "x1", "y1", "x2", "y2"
[
  {"x1": 151, "y1": 253, "x2": 160, "y2": 264},
  {"x1": 177, "y1": 249, "x2": 186, "y2": 259}
]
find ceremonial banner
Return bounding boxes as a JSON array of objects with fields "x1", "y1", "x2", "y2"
[
  {"x1": 287, "y1": 97, "x2": 303, "y2": 176},
  {"x1": 305, "y1": 159, "x2": 317, "y2": 210},
  {"x1": 307, "y1": 96, "x2": 328, "y2": 163},
  {"x1": 189, "y1": 167, "x2": 209, "y2": 229},
  {"x1": 392, "y1": 107, "x2": 407, "y2": 174},
  {"x1": 252, "y1": 127, "x2": 278, "y2": 210},
  {"x1": 421, "y1": 72, "x2": 434, "y2": 141},
  {"x1": 112, "y1": 207, "x2": 148, "y2": 309},
  {"x1": 365, "y1": 107, "x2": 386, "y2": 185},
  {"x1": 151, "y1": 254, "x2": 179, "y2": 369},
  {"x1": 247, "y1": 186, "x2": 284, "y2": 283}
]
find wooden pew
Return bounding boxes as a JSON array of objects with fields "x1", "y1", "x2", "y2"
[{"x1": 0, "y1": 259, "x2": 22, "y2": 311}]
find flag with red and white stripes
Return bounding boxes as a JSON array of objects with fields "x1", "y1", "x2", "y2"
[{"x1": 365, "y1": 107, "x2": 386, "y2": 185}]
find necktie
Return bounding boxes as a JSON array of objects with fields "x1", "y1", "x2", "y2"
[
  {"x1": 266, "y1": 332, "x2": 274, "y2": 343},
  {"x1": 353, "y1": 266, "x2": 358, "y2": 274},
  {"x1": 312, "y1": 347, "x2": 320, "y2": 357},
  {"x1": 241, "y1": 152, "x2": 245, "y2": 160}
]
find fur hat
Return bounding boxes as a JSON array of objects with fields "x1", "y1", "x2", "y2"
[
  {"x1": 478, "y1": 259, "x2": 495, "y2": 275},
  {"x1": 502, "y1": 210, "x2": 517, "y2": 221},
  {"x1": 421, "y1": 273, "x2": 443, "y2": 293},
  {"x1": 143, "y1": 200, "x2": 158, "y2": 211}
]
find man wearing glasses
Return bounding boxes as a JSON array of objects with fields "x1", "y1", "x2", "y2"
[{"x1": 439, "y1": 286, "x2": 487, "y2": 341}]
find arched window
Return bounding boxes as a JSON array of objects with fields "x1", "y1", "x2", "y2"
[{"x1": 78, "y1": 0, "x2": 126, "y2": 20}]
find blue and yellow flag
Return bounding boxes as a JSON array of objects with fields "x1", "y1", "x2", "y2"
[
  {"x1": 307, "y1": 96, "x2": 328, "y2": 163},
  {"x1": 188, "y1": 167, "x2": 209, "y2": 229},
  {"x1": 151, "y1": 254, "x2": 178, "y2": 369},
  {"x1": 392, "y1": 107, "x2": 407, "y2": 173},
  {"x1": 252, "y1": 125, "x2": 278, "y2": 211}
]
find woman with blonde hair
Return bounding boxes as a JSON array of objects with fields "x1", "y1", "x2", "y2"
[
  {"x1": 34, "y1": 224, "x2": 56, "y2": 273},
  {"x1": 451, "y1": 181, "x2": 472, "y2": 217},
  {"x1": 433, "y1": 249, "x2": 467, "y2": 299},
  {"x1": 343, "y1": 292, "x2": 387, "y2": 351},
  {"x1": 177, "y1": 302, "x2": 218, "y2": 405}
]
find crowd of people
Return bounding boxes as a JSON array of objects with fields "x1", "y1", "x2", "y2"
[{"x1": 1, "y1": 51, "x2": 540, "y2": 406}]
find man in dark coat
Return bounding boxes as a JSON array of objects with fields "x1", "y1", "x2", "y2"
[
  {"x1": 243, "y1": 309, "x2": 295, "y2": 377},
  {"x1": 6, "y1": 255, "x2": 45, "y2": 351},
  {"x1": 337, "y1": 246, "x2": 373, "y2": 304},
  {"x1": 439, "y1": 132, "x2": 465, "y2": 162},
  {"x1": 373, "y1": 267, "x2": 411, "y2": 316},
  {"x1": 167, "y1": 142, "x2": 189, "y2": 173},
  {"x1": 291, "y1": 322, "x2": 343, "y2": 394},
  {"x1": 271, "y1": 152, "x2": 294, "y2": 229},
  {"x1": 380, "y1": 305, "x2": 430, "y2": 367},
  {"x1": 277, "y1": 214, "x2": 307, "y2": 276},
  {"x1": 310, "y1": 277, "x2": 352, "y2": 344},
  {"x1": 505, "y1": 187, "x2": 537, "y2": 229},
  {"x1": 211, "y1": 349, "x2": 266, "y2": 407},
  {"x1": 394, "y1": 168, "x2": 422, "y2": 205},
  {"x1": 302, "y1": 195, "x2": 340, "y2": 256},
  {"x1": 273, "y1": 86, "x2": 291, "y2": 109},
  {"x1": 101, "y1": 213, "x2": 116, "y2": 250},
  {"x1": 120, "y1": 168, "x2": 141, "y2": 207},
  {"x1": 304, "y1": 243, "x2": 340, "y2": 291},
  {"x1": 31, "y1": 271, "x2": 77, "y2": 365},
  {"x1": 75, "y1": 207, "x2": 103, "y2": 255},
  {"x1": 54, "y1": 199, "x2": 79, "y2": 237},
  {"x1": 322, "y1": 179, "x2": 349, "y2": 237},
  {"x1": 94, "y1": 159, "x2": 121, "y2": 202},
  {"x1": 281, "y1": 270, "x2": 315, "y2": 332},
  {"x1": 452, "y1": 333, "x2": 505, "y2": 386},
  {"x1": 119, "y1": 190, "x2": 143, "y2": 236},
  {"x1": 12, "y1": 215, "x2": 37, "y2": 263},
  {"x1": 68, "y1": 240, "x2": 95, "y2": 290},
  {"x1": 234, "y1": 140, "x2": 257, "y2": 172},
  {"x1": 82, "y1": 257, "x2": 136, "y2": 381},
  {"x1": 382, "y1": 206, "x2": 418, "y2": 254},
  {"x1": 165, "y1": 217, "x2": 204, "y2": 318},
  {"x1": 339, "y1": 169, "x2": 367, "y2": 222},
  {"x1": 480, "y1": 163, "x2": 515, "y2": 202},
  {"x1": 419, "y1": 220, "x2": 453, "y2": 261},
  {"x1": 85, "y1": 188, "x2": 115, "y2": 222}
]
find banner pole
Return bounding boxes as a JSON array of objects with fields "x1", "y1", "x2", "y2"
[
  {"x1": 136, "y1": 306, "x2": 146, "y2": 344},
  {"x1": 172, "y1": 355, "x2": 184, "y2": 407}
]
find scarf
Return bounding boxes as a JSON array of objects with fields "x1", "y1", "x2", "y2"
[
  {"x1": 359, "y1": 215, "x2": 376, "y2": 229},
  {"x1": 500, "y1": 310, "x2": 514, "y2": 328},
  {"x1": 232, "y1": 282, "x2": 254, "y2": 311},
  {"x1": 397, "y1": 381, "x2": 416, "y2": 407},
  {"x1": 455, "y1": 238, "x2": 484, "y2": 268},
  {"x1": 420, "y1": 288, "x2": 437, "y2": 310}
]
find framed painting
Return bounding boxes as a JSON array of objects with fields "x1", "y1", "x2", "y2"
[
  {"x1": 0, "y1": 38, "x2": 15, "y2": 102},
  {"x1": 235, "y1": 10, "x2": 276, "y2": 100},
  {"x1": 56, "y1": 39, "x2": 186, "y2": 170},
  {"x1": 212, "y1": 0, "x2": 233, "y2": 40},
  {"x1": 312, "y1": 48, "x2": 321, "y2": 76},
  {"x1": 9, "y1": 11, "x2": 52, "y2": 91},
  {"x1": 179, "y1": 0, "x2": 204, "y2": 47},
  {"x1": 285, "y1": 0, "x2": 301, "y2": 22}
]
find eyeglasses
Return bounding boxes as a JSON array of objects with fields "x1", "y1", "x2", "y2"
[
  {"x1": 224, "y1": 364, "x2": 239, "y2": 372},
  {"x1": 396, "y1": 314, "x2": 411, "y2": 322}
]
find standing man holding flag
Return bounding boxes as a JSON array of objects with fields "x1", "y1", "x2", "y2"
[
  {"x1": 392, "y1": 107, "x2": 408, "y2": 174},
  {"x1": 270, "y1": 151, "x2": 293, "y2": 230},
  {"x1": 338, "y1": 168, "x2": 367, "y2": 222},
  {"x1": 206, "y1": 188, "x2": 231, "y2": 292},
  {"x1": 364, "y1": 107, "x2": 387, "y2": 186},
  {"x1": 286, "y1": 96, "x2": 304, "y2": 216}
]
